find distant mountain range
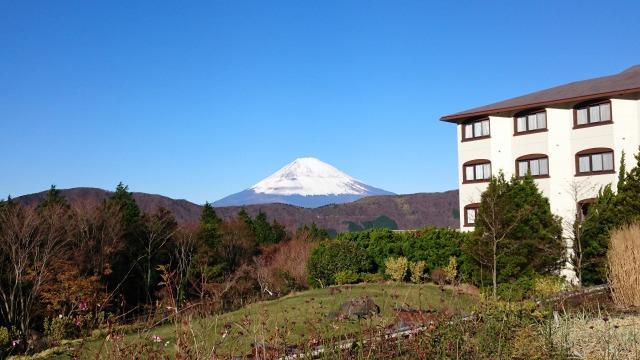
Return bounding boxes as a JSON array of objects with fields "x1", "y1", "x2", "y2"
[
  {"x1": 214, "y1": 157, "x2": 395, "y2": 208},
  {"x1": 14, "y1": 188, "x2": 460, "y2": 233}
]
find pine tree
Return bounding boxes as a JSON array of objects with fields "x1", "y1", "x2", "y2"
[
  {"x1": 580, "y1": 148, "x2": 640, "y2": 284},
  {"x1": 253, "y1": 211, "x2": 275, "y2": 244},
  {"x1": 199, "y1": 202, "x2": 221, "y2": 248},
  {"x1": 37, "y1": 185, "x2": 69, "y2": 211},
  {"x1": 238, "y1": 208, "x2": 253, "y2": 230},
  {"x1": 106, "y1": 182, "x2": 147, "y2": 308},
  {"x1": 464, "y1": 173, "x2": 564, "y2": 297},
  {"x1": 193, "y1": 203, "x2": 224, "y2": 284}
]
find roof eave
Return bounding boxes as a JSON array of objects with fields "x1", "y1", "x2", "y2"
[{"x1": 440, "y1": 87, "x2": 640, "y2": 124}]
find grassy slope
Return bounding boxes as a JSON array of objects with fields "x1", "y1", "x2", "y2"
[{"x1": 71, "y1": 283, "x2": 474, "y2": 358}]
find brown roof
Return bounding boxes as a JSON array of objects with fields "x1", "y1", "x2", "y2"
[{"x1": 441, "y1": 65, "x2": 640, "y2": 123}]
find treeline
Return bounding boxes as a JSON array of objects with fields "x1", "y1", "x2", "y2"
[{"x1": 0, "y1": 183, "x2": 324, "y2": 354}]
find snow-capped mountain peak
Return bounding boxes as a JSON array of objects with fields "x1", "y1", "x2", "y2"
[
  {"x1": 250, "y1": 157, "x2": 368, "y2": 196},
  {"x1": 214, "y1": 157, "x2": 394, "y2": 208}
]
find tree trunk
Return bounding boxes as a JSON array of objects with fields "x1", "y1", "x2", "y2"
[{"x1": 492, "y1": 240, "x2": 498, "y2": 299}]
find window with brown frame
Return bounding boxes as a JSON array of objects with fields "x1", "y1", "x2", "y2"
[
  {"x1": 575, "y1": 148, "x2": 614, "y2": 175},
  {"x1": 577, "y1": 198, "x2": 595, "y2": 222},
  {"x1": 574, "y1": 100, "x2": 612, "y2": 128},
  {"x1": 463, "y1": 159, "x2": 491, "y2": 183},
  {"x1": 464, "y1": 203, "x2": 480, "y2": 227},
  {"x1": 516, "y1": 154, "x2": 549, "y2": 178},
  {"x1": 514, "y1": 110, "x2": 547, "y2": 134},
  {"x1": 462, "y1": 118, "x2": 490, "y2": 141}
]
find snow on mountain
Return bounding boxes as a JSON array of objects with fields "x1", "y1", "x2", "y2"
[{"x1": 214, "y1": 157, "x2": 394, "y2": 208}]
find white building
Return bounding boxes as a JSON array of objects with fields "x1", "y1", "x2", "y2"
[{"x1": 441, "y1": 65, "x2": 640, "y2": 277}]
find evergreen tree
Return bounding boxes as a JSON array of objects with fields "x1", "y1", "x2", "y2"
[
  {"x1": 580, "y1": 185, "x2": 618, "y2": 284},
  {"x1": 193, "y1": 202, "x2": 224, "y2": 282},
  {"x1": 238, "y1": 208, "x2": 253, "y2": 230},
  {"x1": 271, "y1": 220, "x2": 287, "y2": 243},
  {"x1": 463, "y1": 173, "x2": 564, "y2": 297},
  {"x1": 615, "y1": 148, "x2": 640, "y2": 222},
  {"x1": 106, "y1": 182, "x2": 147, "y2": 308},
  {"x1": 580, "y1": 148, "x2": 640, "y2": 284},
  {"x1": 37, "y1": 185, "x2": 69, "y2": 211},
  {"x1": 253, "y1": 211, "x2": 275, "y2": 244}
]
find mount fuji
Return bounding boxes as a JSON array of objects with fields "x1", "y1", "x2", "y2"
[{"x1": 213, "y1": 157, "x2": 395, "y2": 208}]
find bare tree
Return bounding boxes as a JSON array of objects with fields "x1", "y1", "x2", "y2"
[
  {"x1": 172, "y1": 224, "x2": 198, "y2": 303},
  {"x1": 73, "y1": 201, "x2": 125, "y2": 278},
  {"x1": 564, "y1": 179, "x2": 596, "y2": 286},
  {"x1": 475, "y1": 187, "x2": 527, "y2": 298},
  {"x1": 0, "y1": 204, "x2": 71, "y2": 337},
  {"x1": 142, "y1": 208, "x2": 177, "y2": 302}
]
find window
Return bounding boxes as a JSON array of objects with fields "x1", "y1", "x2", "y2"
[
  {"x1": 463, "y1": 160, "x2": 491, "y2": 183},
  {"x1": 464, "y1": 203, "x2": 480, "y2": 227},
  {"x1": 514, "y1": 110, "x2": 547, "y2": 134},
  {"x1": 575, "y1": 148, "x2": 615, "y2": 175},
  {"x1": 577, "y1": 198, "x2": 595, "y2": 222},
  {"x1": 462, "y1": 118, "x2": 490, "y2": 140},
  {"x1": 515, "y1": 154, "x2": 549, "y2": 178},
  {"x1": 574, "y1": 100, "x2": 612, "y2": 128}
]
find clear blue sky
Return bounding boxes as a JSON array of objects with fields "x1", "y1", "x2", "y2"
[{"x1": 2, "y1": 1, "x2": 639, "y2": 204}]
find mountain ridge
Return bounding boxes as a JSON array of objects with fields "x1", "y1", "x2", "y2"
[{"x1": 13, "y1": 187, "x2": 459, "y2": 232}]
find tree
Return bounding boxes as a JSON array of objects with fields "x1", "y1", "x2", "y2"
[
  {"x1": 253, "y1": 211, "x2": 275, "y2": 245},
  {"x1": 238, "y1": 208, "x2": 253, "y2": 230},
  {"x1": 0, "y1": 204, "x2": 71, "y2": 338},
  {"x1": 296, "y1": 223, "x2": 330, "y2": 241},
  {"x1": 580, "y1": 148, "x2": 640, "y2": 284},
  {"x1": 37, "y1": 185, "x2": 69, "y2": 211},
  {"x1": 464, "y1": 173, "x2": 564, "y2": 298},
  {"x1": 565, "y1": 179, "x2": 596, "y2": 285},
  {"x1": 192, "y1": 203, "x2": 223, "y2": 293},
  {"x1": 105, "y1": 182, "x2": 147, "y2": 309},
  {"x1": 217, "y1": 217, "x2": 257, "y2": 274},
  {"x1": 142, "y1": 208, "x2": 177, "y2": 302}
]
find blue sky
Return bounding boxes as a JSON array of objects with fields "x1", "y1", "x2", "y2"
[{"x1": 1, "y1": 1, "x2": 639, "y2": 204}]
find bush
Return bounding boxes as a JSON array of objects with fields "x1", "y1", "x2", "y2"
[
  {"x1": 531, "y1": 275, "x2": 568, "y2": 299},
  {"x1": 496, "y1": 276, "x2": 535, "y2": 301},
  {"x1": 360, "y1": 273, "x2": 385, "y2": 283},
  {"x1": 337, "y1": 227, "x2": 465, "y2": 274},
  {"x1": 334, "y1": 270, "x2": 360, "y2": 285},
  {"x1": 385, "y1": 257, "x2": 408, "y2": 282},
  {"x1": 409, "y1": 260, "x2": 427, "y2": 283},
  {"x1": 307, "y1": 239, "x2": 372, "y2": 287},
  {"x1": 608, "y1": 223, "x2": 640, "y2": 307},
  {"x1": 443, "y1": 256, "x2": 458, "y2": 284},
  {"x1": 0, "y1": 326, "x2": 8, "y2": 352}
]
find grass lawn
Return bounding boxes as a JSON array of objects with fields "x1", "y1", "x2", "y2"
[{"x1": 61, "y1": 282, "x2": 475, "y2": 358}]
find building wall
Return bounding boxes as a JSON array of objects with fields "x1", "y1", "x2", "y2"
[{"x1": 457, "y1": 99, "x2": 640, "y2": 270}]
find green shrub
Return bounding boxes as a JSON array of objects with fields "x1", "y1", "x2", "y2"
[
  {"x1": 385, "y1": 256, "x2": 409, "y2": 282},
  {"x1": 531, "y1": 275, "x2": 568, "y2": 299},
  {"x1": 360, "y1": 273, "x2": 385, "y2": 283},
  {"x1": 337, "y1": 227, "x2": 465, "y2": 274},
  {"x1": 334, "y1": 270, "x2": 360, "y2": 285},
  {"x1": 307, "y1": 239, "x2": 372, "y2": 287},
  {"x1": 44, "y1": 316, "x2": 73, "y2": 342},
  {"x1": 0, "y1": 326, "x2": 8, "y2": 350},
  {"x1": 409, "y1": 260, "x2": 427, "y2": 283}
]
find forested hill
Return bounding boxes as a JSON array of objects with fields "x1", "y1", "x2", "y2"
[{"x1": 14, "y1": 188, "x2": 459, "y2": 233}]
